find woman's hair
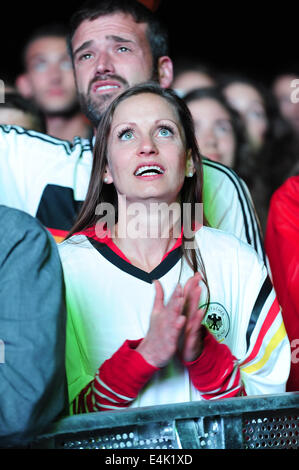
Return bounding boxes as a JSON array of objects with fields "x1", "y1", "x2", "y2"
[
  {"x1": 67, "y1": 82, "x2": 210, "y2": 300},
  {"x1": 184, "y1": 86, "x2": 251, "y2": 171},
  {"x1": 219, "y1": 74, "x2": 299, "y2": 232},
  {"x1": 219, "y1": 75, "x2": 299, "y2": 191}
]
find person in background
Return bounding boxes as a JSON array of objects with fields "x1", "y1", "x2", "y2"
[
  {"x1": 220, "y1": 75, "x2": 299, "y2": 233},
  {"x1": 0, "y1": 206, "x2": 67, "y2": 447},
  {"x1": 265, "y1": 170, "x2": 299, "y2": 392},
  {"x1": 272, "y1": 71, "x2": 299, "y2": 136},
  {"x1": 59, "y1": 83, "x2": 290, "y2": 415},
  {"x1": 0, "y1": 92, "x2": 45, "y2": 132},
  {"x1": 0, "y1": 0, "x2": 264, "y2": 264},
  {"x1": 184, "y1": 87, "x2": 250, "y2": 169},
  {"x1": 16, "y1": 23, "x2": 91, "y2": 141},
  {"x1": 172, "y1": 58, "x2": 218, "y2": 97},
  {"x1": 221, "y1": 76, "x2": 268, "y2": 154}
]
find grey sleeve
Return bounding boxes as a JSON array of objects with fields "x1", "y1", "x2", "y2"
[{"x1": 0, "y1": 206, "x2": 67, "y2": 447}]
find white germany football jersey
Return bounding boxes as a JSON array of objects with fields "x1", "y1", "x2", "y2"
[{"x1": 58, "y1": 226, "x2": 290, "y2": 410}]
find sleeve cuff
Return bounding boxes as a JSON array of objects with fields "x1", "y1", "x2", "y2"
[
  {"x1": 99, "y1": 339, "x2": 159, "y2": 399},
  {"x1": 182, "y1": 329, "x2": 236, "y2": 391}
]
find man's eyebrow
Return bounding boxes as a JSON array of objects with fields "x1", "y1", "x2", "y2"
[
  {"x1": 73, "y1": 36, "x2": 134, "y2": 58},
  {"x1": 106, "y1": 35, "x2": 134, "y2": 44},
  {"x1": 73, "y1": 40, "x2": 94, "y2": 58}
]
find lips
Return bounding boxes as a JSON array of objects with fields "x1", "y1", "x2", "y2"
[
  {"x1": 205, "y1": 153, "x2": 222, "y2": 163},
  {"x1": 92, "y1": 80, "x2": 121, "y2": 93},
  {"x1": 134, "y1": 163, "x2": 165, "y2": 177},
  {"x1": 47, "y1": 88, "x2": 65, "y2": 96}
]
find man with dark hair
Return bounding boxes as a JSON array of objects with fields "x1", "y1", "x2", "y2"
[
  {"x1": 0, "y1": 0, "x2": 264, "y2": 261},
  {"x1": 16, "y1": 23, "x2": 91, "y2": 140}
]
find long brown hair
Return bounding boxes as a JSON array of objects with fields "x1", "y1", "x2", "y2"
[{"x1": 67, "y1": 83, "x2": 210, "y2": 301}]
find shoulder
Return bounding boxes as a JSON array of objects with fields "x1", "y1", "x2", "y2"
[
  {"x1": 0, "y1": 124, "x2": 92, "y2": 156},
  {"x1": 271, "y1": 175, "x2": 299, "y2": 207},
  {"x1": 58, "y1": 234, "x2": 93, "y2": 262},
  {"x1": 0, "y1": 206, "x2": 62, "y2": 275},
  {"x1": 0, "y1": 205, "x2": 49, "y2": 244},
  {"x1": 195, "y1": 226, "x2": 261, "y2": 263},
  {"x1": 202, "y1": 158, "x2": 244, "y2": 186}
]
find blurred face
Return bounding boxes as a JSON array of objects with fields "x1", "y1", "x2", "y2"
[
  {"x1": 72, "y1": 13, "x2": 159, "y2": 126},
  {"x1": 105, "y1": 93, "x2": 188, "y2": 204},
  {"x1": 187, "y1": 98, "x2": 236, "y2": 167},
  {"x1": 224, "y1": 83, "x2": 268, "y2": 151},
  {"x1": 273, "y1": 74, "x2": 299, "y2": 133},
  {"x1": 25, "y1": 37, "x2": 78, "y2": 114},
  {"x1": 173, "y1": 71, "x2": 216, "y2": 97}
]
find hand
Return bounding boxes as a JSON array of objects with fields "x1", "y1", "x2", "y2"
[
  {"x1": 136, "y1": 280, "x2": 186, "y2": 368},
  {"x1": 180, "y1": 273, "x2": 205, "y2": 363}
]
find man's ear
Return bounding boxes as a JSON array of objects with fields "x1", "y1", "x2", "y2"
[
  {"x1": 15, "y1": 74, "x2": 33, "y2": 98},
  {"x1": 157, "y1": 56, "x2": 173, "y2": 89}
]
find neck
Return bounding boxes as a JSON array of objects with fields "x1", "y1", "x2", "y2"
[
  {"x1": 112, "y1": 197, "x2": 182, "y2": 272},
  {"x1": 45, "y1": 113, "x2": 90, "y2": 140}
]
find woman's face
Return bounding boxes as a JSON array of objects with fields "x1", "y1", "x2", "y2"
[
  {"x1": 223, "y1": 83, "x2": 268, "y2": 151},
  {"x1": 105, "y1": 92, "x2": 190, "y2": 204},
  {"x1": 187, "y1": 97, "x2": 236, "y2": 167}
]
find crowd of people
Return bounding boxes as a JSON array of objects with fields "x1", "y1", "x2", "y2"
[{"x1": 0, "y1": 0, "x2": 298, "y2": 448}]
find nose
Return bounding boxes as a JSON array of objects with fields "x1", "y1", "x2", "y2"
[
  {"x1": 95, "y1": 51, "x2": 115, "y2": 75},
  {"x1": 137, "y1": 135, "x2": 158, "y2": 157},
  {"x1": 48, "y1": 64, "x2": 63, "y2": 84},
  {"x1": 198, "y1": 128, "x2": 218, "y2": 151}
]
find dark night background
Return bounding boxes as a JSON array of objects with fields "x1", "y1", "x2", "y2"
[{"x1": 1, "y1": 1, "x2": 299, "y2": 86}]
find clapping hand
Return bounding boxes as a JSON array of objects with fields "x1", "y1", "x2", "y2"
[{"x1": 137, "y1": 273, "x2": 205, "y2": 368}]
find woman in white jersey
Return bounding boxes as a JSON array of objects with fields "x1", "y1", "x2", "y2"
[{"x1": 59, "y1": 83, "x2": 290, "y2": 415}]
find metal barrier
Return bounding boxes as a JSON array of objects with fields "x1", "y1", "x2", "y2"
[{"x1": 34, "y1": 392, "x2": 299, "y2": 450}]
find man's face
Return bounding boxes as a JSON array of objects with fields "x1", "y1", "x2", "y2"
[
  {"x1": 24, "y1": 37, "x2": 78, "y2": 115},
  {"x1": 72, "y1": 13, "x2": 155, "y2": 126}
]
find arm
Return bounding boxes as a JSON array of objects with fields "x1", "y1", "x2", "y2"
[
  {"x1": 265, "y1": 176, "x2": 299, "y2": 392},
  {"x1": 0, "y1": 206, "x2": 67, "y2": 447},
  {"x1": 239, "y1": 274, "x2": 290, "y2": 396},
  {"x1": 71, "y1": 339, "x2": 158, "y2": 414},
  {"x1": 202, "y1": 159, "x2": 266, "y2": 264},
  {"x1": 69, "y1": 282, "x2": 185, "y2": 414},
  {"x1": 179, "y1": 274, "x2": 243, "y2": 399},
  {"x1": 178, "y1": 261, "x2": 289, "y2": 399}
]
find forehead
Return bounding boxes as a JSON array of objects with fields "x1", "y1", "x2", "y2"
[
  {"x1": 274, "y1": 75, "x2": 296, "y2": 94},
  {"x1": 226, "y1": 83, "x2": 263, "y2": 103},
  {"x1": 26, "y1": 37, "x2": 67, "y2": 61},
  {"x1": 188, "y1": 98, "x2": 230, "y2": 118},
  {"x1": 112, "y1": 93, "x2": 179, "y2": 123},
  {"x1": 72, "y1": 12, "x2": 149, "y2": 50}
]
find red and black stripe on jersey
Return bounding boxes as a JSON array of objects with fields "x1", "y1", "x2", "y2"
[{"x1": 36, "y1": 184, "x2": 83, "y2": 243}]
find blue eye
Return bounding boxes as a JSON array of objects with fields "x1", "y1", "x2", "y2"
[
  {"x1": 79, "y1": 53, "x2": 93, "y2": 62},
  {"x1": 117, "y1": 46, "x2": 130, "y2": 53},
  {"x1": 118, "y1": 128, "x2": 134, "y2": 140},
  {"x1": 158, "y1": 126, "x2": 173, "y2": 137}
]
